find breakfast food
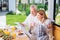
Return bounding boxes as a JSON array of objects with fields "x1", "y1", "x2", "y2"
[{"x1": 18, "y1": 30, "x2": 23, "y2": 35}]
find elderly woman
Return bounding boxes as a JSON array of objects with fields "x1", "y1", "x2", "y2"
[{"x1": 30, "y1": 10, "x2": 53, "y2": 40}]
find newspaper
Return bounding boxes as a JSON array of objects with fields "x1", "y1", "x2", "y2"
[{"x1": 15, "y1": 22, "x2": 31, "y2": 39}]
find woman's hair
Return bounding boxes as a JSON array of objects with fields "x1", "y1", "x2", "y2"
[{"x1": 37, "y1": 10, "x2": 48, "y2": 20}]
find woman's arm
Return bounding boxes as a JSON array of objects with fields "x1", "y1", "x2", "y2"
[{"x1": 47, "y1": 23, "x2": 54, "y2": 40}]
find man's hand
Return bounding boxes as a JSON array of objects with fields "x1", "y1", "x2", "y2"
[
  {"x1": 30, "y1": 22, "x2": 36, "y2": 30},
  {"x1": 20, "y1": 23, "x2": 25, "y2": 27}
]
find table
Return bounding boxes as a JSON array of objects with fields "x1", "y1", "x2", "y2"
[{"x1": 12, "y1": 35, "x2": 30, "y2": 40}]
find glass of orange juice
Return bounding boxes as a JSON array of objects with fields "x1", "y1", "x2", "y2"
[
  {"x1": 3, "y1": 29, "x2": 10, "y2": 35},
  {"x1": 11, "y1": 32, "x2": 16, "y2": 38},
  {"x1": 11, "y1": 26, "x2": 16, "y2": 32}
]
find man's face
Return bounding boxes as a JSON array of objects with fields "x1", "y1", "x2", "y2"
[{"x1": 31, "y1": 8, "x2": 37, "y2": 16}]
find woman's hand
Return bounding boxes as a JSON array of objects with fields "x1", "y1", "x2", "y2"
[{"x1": 47, "y1": 23, "x2": 52, "y2": 29}]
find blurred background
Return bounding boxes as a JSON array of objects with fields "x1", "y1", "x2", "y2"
[{"x1": 0, "y1": 0, "x2": 60, "y2": 26}]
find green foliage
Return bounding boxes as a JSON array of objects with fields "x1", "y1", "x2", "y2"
[
  {"x1": 7, "y1": 11, "x2": 16, "y2": 15},
  {"x1": 0, "y1": 29, "x2": 12, "y2": 40},
  {"x1": 44, "y1": 5, "x2": 48, "y2": 11},
  {"x1": 18, "y1": 4, "x2": 48, "y2": 12},
  {"x1": 37, "y1": 4, "x2": 45, "y2": 8},
  {"x1": 19, "y1": 0, "x2": 21, "y2": 4},
  {"x1": 2, "y1": 34, "x2": 12, "y2": 40},
  {"x1": 18, "y1": 4, "x2": 48, "y2": 16},
  {"x1": 26, "y1": 4, "x2": 30, "y2": 16},
  {"x1": 18, "y1": 4, "x2": 23, "y2": 11},
  {"x1": 37, "y1": 4, "x2": 48, "y2": 11},
  {"x1": 55, "y1": 13, "x2": 60, "y2": 25},
  {"x1": 6, "y1": 15, "x2": 26, "y2": 25},
  {"x1": 0, "y1": 29, "x2": 4, "y2": 37}
]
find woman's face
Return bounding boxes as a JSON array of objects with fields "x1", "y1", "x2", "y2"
[{"x1": 37, "y1": 11, "x2": 44, "y2": 19}]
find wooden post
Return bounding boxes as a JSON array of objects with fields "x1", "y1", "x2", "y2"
[{"x1": 48, "y1": 0, "x2": 54, "y2": 20}]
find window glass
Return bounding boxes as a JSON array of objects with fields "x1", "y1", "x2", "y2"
[
  {"x1": 55, "y1": 0, "x2": 60, "y2": 25},
  {"x1": 0, "y1": 0, "x2": 8, "y2": 11}
]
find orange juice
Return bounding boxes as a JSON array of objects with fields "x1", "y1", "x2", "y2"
[
  {"x1": 11, "y1": 33, "x2": 16, "y2": 38},
  {"x1": 11, "y1": 27, "x2": 16, "y2": 31},
  {"x1": 4, "y1": 30, "x2": 10, "y2": 35}
]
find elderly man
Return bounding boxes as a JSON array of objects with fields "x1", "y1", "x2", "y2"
[{"x1": 22, "y1": 5, "x2": 37, "y2": 34}]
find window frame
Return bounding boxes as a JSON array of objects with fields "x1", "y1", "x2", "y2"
[{"x1": 53, "y1": 0, "x2": 60, "y2": 27}]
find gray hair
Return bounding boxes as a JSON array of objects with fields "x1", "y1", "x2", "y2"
[{"x1": 30, "y1": 5, "x2": 37, "y2": 10}]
